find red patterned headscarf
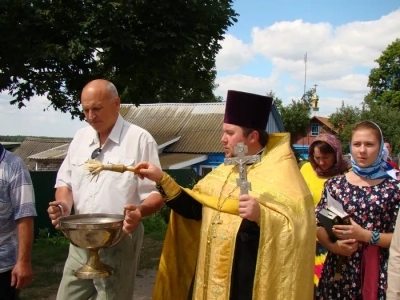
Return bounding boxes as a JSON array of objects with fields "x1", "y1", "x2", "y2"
[{"x1": 308, "y1": 134, "x2": 351, "y2": 177}]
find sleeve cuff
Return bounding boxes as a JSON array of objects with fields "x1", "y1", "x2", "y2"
[{"x1": 156, "y1": 172, "x2": 181, "y2": 201}]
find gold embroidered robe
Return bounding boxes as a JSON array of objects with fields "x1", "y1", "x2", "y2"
[{"x1": 153, "y1": 133, "x2": 315, "y2": 300}]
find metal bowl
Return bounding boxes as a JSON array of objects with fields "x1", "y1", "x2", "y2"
[
  {"x1": 59, "y1": 213, "x2": 124, "y2": 249},
  {"x1": 58, "y1": 213, "x2": 125, "y2": 279}
]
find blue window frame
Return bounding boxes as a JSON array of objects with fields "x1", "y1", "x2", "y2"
[{"x1": 311, "y1": 123, "x2": 319, "y2": 136}]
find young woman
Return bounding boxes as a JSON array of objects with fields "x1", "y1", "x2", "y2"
[
  {"x1": 315, "y1": 121, "x2": 400, "y2": 299},
  {"x1": 300, "y1": 134, "x2": 351, "y2": 292}
]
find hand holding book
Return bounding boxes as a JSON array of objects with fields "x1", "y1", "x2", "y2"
[
  {"x1": 318, "y1": 190, "x2": 351, "y2": 243},
  {"x1": 332, "y1": 218, "x2": 372, "y2": 243}
]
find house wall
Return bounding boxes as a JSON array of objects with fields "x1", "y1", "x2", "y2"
[
  {"x1": 292, "y1": 121, "x2": 336, "y2": 145},
  {"x1": 35, "y1": 160, "x2": 63, "y2": 171},
  {"x1": 293, "y1": 145, "x2": 309, "y2": 160},
  {"x1": 192, "y1": 153, "x2": 225, "y2": 176}
]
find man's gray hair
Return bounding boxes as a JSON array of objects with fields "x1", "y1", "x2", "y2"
[{"x1": 107, "y1": 82, "x2": 119, "y2": 99}]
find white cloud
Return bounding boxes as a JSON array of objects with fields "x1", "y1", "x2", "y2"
[
  {"x1": 319, "y1": 74, "x2": 370, "y2": 95},
  {"x1": 285, "y1": 84, "x2": 299, "y2": 94},
  {"x1": 215, "y1": 34, "x2": 254, "y2": 71},
  {"x1": 252, "y1": 9, "x2": 400, "y2": 72},
  {"x1": 0, "y1": 91, "x2": 85, "y2": 137},
  {"x1": 318, "y1": 96, "x2": 364, "y2": 117},
  {"x1": 251, "y1": 20, "x2": 333, "y2": 61},
  {"x1": 214, "y1": 8, "x2": 400, "y2": 114},
  {"x1": 215, "y1": 74, "x2": 279, "y2": 99}
]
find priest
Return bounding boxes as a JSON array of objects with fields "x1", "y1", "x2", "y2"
[{"x1": 134, "y1": 90, "x2": 315, "y2": 300}]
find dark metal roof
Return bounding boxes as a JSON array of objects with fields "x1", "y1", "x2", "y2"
[
  {"x1": 0, "y1": 142, "x2": 21, "y2": 150},
  {"x1": 13, "y1": 137, "x2": 72, "y2": 170},
  {"x1": 28, "y1": 144, "x2": 70, "y2": 160},
  {"x1": 121, "y1": 102, "x2": 284, "y2": 154},
  {"x1": 15, "y1": 103, "x2": 285, "y2": 169},
  {"x1": 159, "y1": 153, "x2": 207, "y2": 169}
]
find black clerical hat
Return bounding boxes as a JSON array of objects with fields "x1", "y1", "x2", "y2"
[{"x1": 223, "y1": 90, "x2": 273, "y2": 130}]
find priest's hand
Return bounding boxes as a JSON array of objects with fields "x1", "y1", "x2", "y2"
[
  {"x1": 238, "y1": 195, "x2": 260, "y2": 222},
  {"x1": 135, "y1": 162, "x2": 163, "y2": 182}
]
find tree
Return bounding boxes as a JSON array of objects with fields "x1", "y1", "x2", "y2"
[
  {"x1": 361, "y1": 102, "x2": 400, "y2": 155},
  {"x1": 329, "y1": 101, "x2": 400, "y2": 155},
  {"x1": 328, "y1": 101, "x2": 361, "y2": 152},
  {"x1": 364, "y1": 39, "x2": 400, "y2": 107},
  {"x1": 269, "y1": 89, "x2": 313, "y2": 143},
  {"x1": 0, "y1": 0, "x2": 237, "y2": 118}
]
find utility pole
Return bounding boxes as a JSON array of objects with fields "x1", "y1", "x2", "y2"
[{"x1": 304, "y1": 52, "x2": 307, "y2": 96}]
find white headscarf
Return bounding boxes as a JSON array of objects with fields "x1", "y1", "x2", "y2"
[{"x1": 382, "y1": 145, "x2": 389, "y2": 162}]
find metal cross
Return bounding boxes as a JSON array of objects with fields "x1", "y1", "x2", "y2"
[{"x1": 224, "y1": 142, "x2": 261, "y2": 195}]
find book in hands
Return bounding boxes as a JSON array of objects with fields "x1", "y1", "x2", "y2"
[{"x1": 318, "y1": 190, "x2": 351, "y2": 243}]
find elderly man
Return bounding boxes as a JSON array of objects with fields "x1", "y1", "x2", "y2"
[
  {"x1": 48, "y1": 79, "x2": 163, "y2": 300},
  {"x1": 0, "y1": 143, "x2": 36, "y2": 300},
  {"x1": 136, "y1": 90, "x2": 315, "y2": 300}
]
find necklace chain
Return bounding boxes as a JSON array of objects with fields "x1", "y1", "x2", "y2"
[{"x1": 211, "y1": 163, "x2": 256, "y2": 237}]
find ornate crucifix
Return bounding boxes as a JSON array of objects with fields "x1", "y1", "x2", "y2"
[{"x1": 224, "y1": 142, "x2": 261, "y2": 195}]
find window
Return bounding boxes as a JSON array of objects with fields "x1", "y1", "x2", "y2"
[
  {"x1": 200, "y1": 166, "x2": 213, "y2": 177},
  {"x1": 311, "y1": 123, "x2": 319, "y2": 136}
]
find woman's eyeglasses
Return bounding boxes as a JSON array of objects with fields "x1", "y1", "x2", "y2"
[{"x1": 91, "y1": 147, "x2": 102, "y2": 159}]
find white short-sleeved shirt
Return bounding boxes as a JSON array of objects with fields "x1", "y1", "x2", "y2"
[{"x1": 55, "y1": 114, "x2": 161, "y2": 215}]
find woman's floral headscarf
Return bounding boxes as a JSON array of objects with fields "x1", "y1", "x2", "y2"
[{"x1": 309, "y1": 133, "x2": 351, "y2": 177}]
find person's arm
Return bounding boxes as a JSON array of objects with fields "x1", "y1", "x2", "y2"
[
  {"x1": 48, "y1": 149, "x2": 74, "y2": 227},
  {"x1": 164, "y1": 188, "x2": 203, "y2": 220},
  {"x1": 317, "y1": 226, "x2": 358, "y2": 256},
  {"x1": 12, "y1": 217, "x2": 34, "y2": 289},
  {"x1": 124, "y1": 171, "x2": 203, "y2": 233},
  {"x1": 315, "y1": 181, "x2": 358, "y2": 256},
  {"x1": 137, "y1": 192, "x2": 164, "y2": 217},
  {"x1": 9, "y1": 157, "x2": 36, "y2": 289},
  {"x1": 333, "y1": 221, "x2": 393, "y2": 248},
  {"x1": 387, "y1": 208, "x2": 400, "y2": 299},
  {"x1": 136, "y1": 140, "x2": 202, "y2": 220}
]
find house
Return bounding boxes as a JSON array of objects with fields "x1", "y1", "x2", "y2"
[
  {"x1": 19, "y1": 102, "x2": 285, "y2": 175},
  {"x1": 292, "y1": 116, "x2": 337, "y2": 159},
  {"x1": 0, "y1": 142, "x2": 21, "y2": 151},
  {"x1": 13, "y1": 137, "x2": 72, "y2": 171}
]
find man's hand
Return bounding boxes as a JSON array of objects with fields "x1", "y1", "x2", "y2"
[
  {"x1": 11, "y1": 261, "x2": 33, "y2": 289},
  {"x1": 48, "y1": 201, "x2": 71, "y2": 229},
  {"x1": 123, "y1": 204, "x2": 142, "y2": 234},
  {"x1": 332, "y1": 239, "x2": 359, "y2": 256},
  {"x1": 135, "y1": 162, "x2": 164, "y2": 182},
  {"x1": 238, "y1": 194, "x2": 260, "y2": 222}
]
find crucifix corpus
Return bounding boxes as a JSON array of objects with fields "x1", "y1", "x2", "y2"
[{"x1": 224, "y1": 142, "x2": 261, "y2": 195}]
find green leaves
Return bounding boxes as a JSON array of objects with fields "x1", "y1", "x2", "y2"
[
  {"x1": 365, "y1": 38, "x2": 400, "y2": 107},
  {"x1": 271, "y1": 89, "x2": 313, "y2": 143},
  {"x1": 0, "y1": 0, "x2": 237, "y2": 118}
]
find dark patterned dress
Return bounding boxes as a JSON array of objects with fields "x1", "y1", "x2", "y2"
[{"x1": 315, "y1": 175, "x2": 400, "y2": 299}]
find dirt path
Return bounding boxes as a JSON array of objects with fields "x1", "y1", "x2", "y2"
[
  {"x1": 40, "y1": 269, "x2": 157, "y2": 300},
  {"x1": 133, "y1": 269, "x2": 157, "y2": 299}
]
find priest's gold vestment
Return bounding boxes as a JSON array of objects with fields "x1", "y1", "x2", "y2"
[{"x1": 153, "y1": 133, "x2": 315, "y2": 300}]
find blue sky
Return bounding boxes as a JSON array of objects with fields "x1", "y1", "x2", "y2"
[{"x1": 1, "y1": 0, "x2": 400, "y2": 137}]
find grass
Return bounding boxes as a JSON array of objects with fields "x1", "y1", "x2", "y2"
[
  {"x1": 19, "y1": 242, "x2": 69, "y2": 300},
  {"x1": 19, "y1": 224, "x2": 166, "y2": 300}
]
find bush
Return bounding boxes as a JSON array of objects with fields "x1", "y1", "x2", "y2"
[
  {"x1": 35, "y1": 228, "x2": 70, "y2": 245},
  {"x1": 142, "y1": 213, "x2": 167, "y2": 237},
  {"x1": 157, "y1": 204, "x2": 171, "y2": 224}
]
